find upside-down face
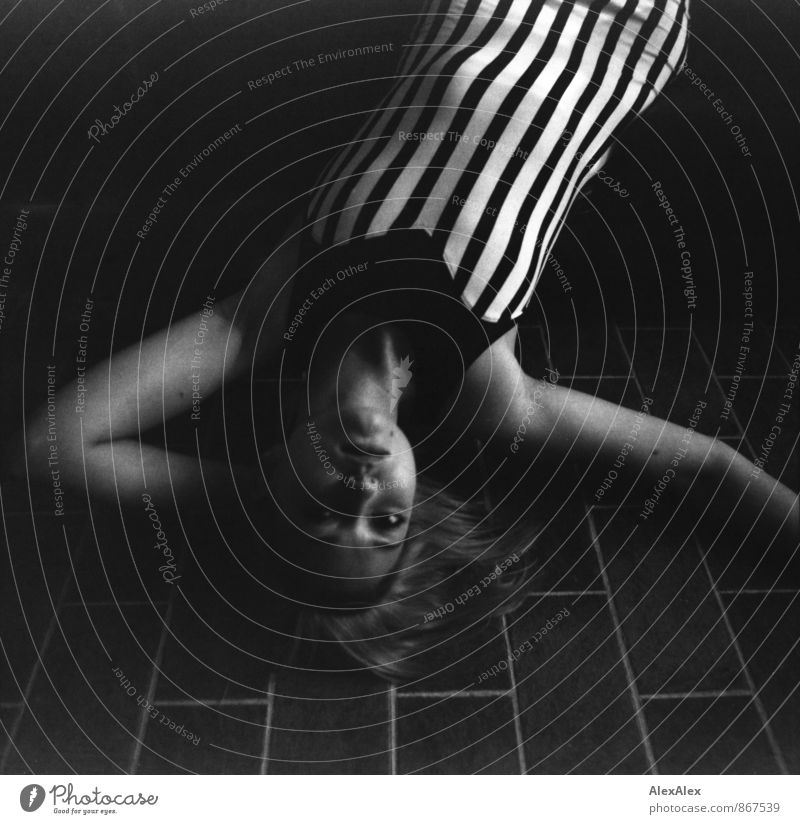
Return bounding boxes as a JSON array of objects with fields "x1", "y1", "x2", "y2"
[{"x1": 265, "y1": 403, "x2": 417, "y2": 605}]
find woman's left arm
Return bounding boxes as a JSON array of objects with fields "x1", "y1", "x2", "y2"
[{"x1": 7, "y1": 291, "x2": 257, "y2": 509}]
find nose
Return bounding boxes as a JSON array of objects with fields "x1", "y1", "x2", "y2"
[{"x1": 333, "y1": 477, "x2": 380, "y2": 515}]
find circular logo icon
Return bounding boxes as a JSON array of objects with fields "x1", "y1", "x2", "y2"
[{"x1": 19, "y1": 784, "x2": 46, "y2": 812}]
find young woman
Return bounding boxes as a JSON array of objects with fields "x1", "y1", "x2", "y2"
[{"x1": 14, "y1": 0, "x2": 798, "y2": 678}]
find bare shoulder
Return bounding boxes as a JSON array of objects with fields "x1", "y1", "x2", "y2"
[
  {"x1": 227, "y1": 222, "x2": 303, "y2": 370},
  {"x1": 446, "y1": 326, "x2": 555, "y2": 446}
]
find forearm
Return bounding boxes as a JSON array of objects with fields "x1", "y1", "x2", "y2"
[
  {"x1": 532, "y1": 379, "x2": 798, "y2": 546},
  {"x1": 72, "y1": 439, "x2": 258, "y2": 510},
  {"x1": 680, "y1": 439, "x2": 799, "y2": 550},
  {"x1": 14, "y1": 294, "x2": 248, "y2": 496}
]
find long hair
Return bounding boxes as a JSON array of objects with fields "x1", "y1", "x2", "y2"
[{"x1": 292, "y1": 473, "x2": 538, "y2": 682}]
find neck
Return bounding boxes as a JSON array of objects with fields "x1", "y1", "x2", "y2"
[{"x1": 305, "y1": 314, "x2": 413, "y2": 421}]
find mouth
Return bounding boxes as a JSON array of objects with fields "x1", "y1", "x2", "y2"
[{"x1": 339, "y1": 440, "x2": 391, "y2": 459}]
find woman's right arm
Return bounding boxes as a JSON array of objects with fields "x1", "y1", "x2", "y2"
[{"x1": 461, "y1": 338, "x2": 798, "y2": 550}]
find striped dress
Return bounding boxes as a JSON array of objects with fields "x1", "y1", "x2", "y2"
[{"x1": 305, "y1": 0, "x2": 689, "y2": 322}]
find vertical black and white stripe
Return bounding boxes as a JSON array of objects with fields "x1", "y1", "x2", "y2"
[{"x1": 307, "y1": 0, "x2": 689, "y2": 322}]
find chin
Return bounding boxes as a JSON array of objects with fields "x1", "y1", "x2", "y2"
[{"x1": 319, "y1": 405, "x2": 410, "y2": 458}]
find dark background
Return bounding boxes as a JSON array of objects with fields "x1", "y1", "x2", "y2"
[{"x1": 0, "y1": 0, "x2": 798, "y2": 411}]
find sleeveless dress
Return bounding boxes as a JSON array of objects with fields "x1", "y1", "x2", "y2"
[{"x1": 304, "y1": 0, "x2": 689, "y2": 322}]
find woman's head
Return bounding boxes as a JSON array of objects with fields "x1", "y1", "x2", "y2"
[
  {"x1": 259, "y1": 453, "x2": 536, "y2": 680},
  {"x1": 259, "y1": 244, "x2": 534, "y2": 676},
  {"x1": 292, "y1": 476, "x2": 536, "y2": 681},
  {"x1": 264, "y1": 403, "x2": 418, "y2": 605}
]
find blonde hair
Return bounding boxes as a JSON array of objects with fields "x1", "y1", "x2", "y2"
[{"x1": 292, "y1": 474, "x2": 537, "y2": 681}]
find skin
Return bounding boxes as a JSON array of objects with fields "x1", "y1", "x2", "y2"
[
  {"x1": 266, "y1": 319, "x2": 418, "y2": 594},
  {"x1": 8, "y1": 221, "x2": 799, "y2": 602}
]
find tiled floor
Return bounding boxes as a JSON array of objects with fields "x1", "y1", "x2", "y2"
[{"x1": 1, "y1": 322, "x2": 798, "y2": 774}]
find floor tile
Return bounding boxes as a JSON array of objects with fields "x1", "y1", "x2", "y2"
[
  {"x1": 774, "y1": 327, "x2": 799, "y2": 370},
  {"x1": 70, "y1": 507, "x2": 188, "y2": 604},
  {"x1": 398, "y1": 619, "x2": 512, "y2": 694},
  {"x1": 0, "y1": 513, "x2": 86, "y2": 702},
  {"x1": 0, "y1": 705, "x2": 19, "y2": 769},
  {"x1": 0, "y1": 480, "x2": 40, "y2": 515},
  {"x1": 486, "y1": 459, "x2": 603, "y2": 593},
  {"x1": 727, "y1": 378, "x2": 798, "y2": 487},
  {"x1": 644, "y1": 696, "x2": 780, "y2": 774},
  {"x1": 3, "y1": 603, "x2": 165, "y2": 773},
  {"x1": 695, "y1": 324, "x2": 790, "y2": 379},
  {"x1": 509, "y1": 594, "x2": 650, "y2": 774},
  {"x1": 268, "y1": 672, "x2": 390, "y2": 774},
  {"x1": 154, "y1": 588, "x2": 280, "y2": 703},
  {"x1": 725, "y1": 592, "x2": 800, "y2": 772},
  {"x1": 701, "y1": 517, "x2": 800, "y2": 592},
  {"x1": 538, "y1": 323, "x2": 631, "y2": 376},
  {"x1": 137, "y1": 703, "x2": 266, "y2": 774},
  {"x1": 516, "y1": 326, "x2": 551, "y2": 380},
  {"x1": 593, "y1": 508, "x2": 745, "y2": 695},
  {"x1": 396, "y1": 694, "x2": 519, "y2": 774}
]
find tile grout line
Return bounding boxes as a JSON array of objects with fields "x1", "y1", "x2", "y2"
[
  {"x1": 613, "y1": 325, "x2": 647, "y2": 402},
  {"x1": 690, "y1": 330, "x2": 752, "y2": 454},
  {"x1": 616, "y1": 324, "x2": 791, "y2": 775},
  {"x1": 527, "y1": 374, "x2": 646, "y2": 380},
  {"x1": 473, "y1": 426, "x2": 526, "y2": 773},
  {"x1": 389, "y1": 684, "x2": 397, "y2": 775},
  {"x1": 157, "y1": 696, "x2": 273, "y2": 707},
  {"x1": 501, "y1": 615, "x2": 527, "y2": 775},
  {"x1": 259, "y1": 672, "x2": 276, "y2": 776},
  {"x1": 720, "y1": 588, "x2": 800, "y2": 596},
  {"x1": 691, "y1": 332, "x2": 789, "y2": 773},
  {"x1": 0, "y1": 514, "x2": 90, "y2": 773},
  {"x1": 715, "y1": 374, "x2": 791, "y2": 380},
  {"x1": 128, "y1": 594, "x2": 174, "y2": 775},
  {"x1": 524, "y1": 589, "x2": 607, "y2": 598},
  {"x1": 696, "y1": 543, "x2": 789, "y2": 775},
  {"x1": 641, "y1": 689, "x2": 752, "y2": 700},
  {"x1": 0, "y1": 584, "x2": 70, "y2": 772},
  {"x1": 397, "y1": 689, "x2": 509, "y2": 699},
  {"x1": 587, "y1": 508, "x2": 658, "y2": 775}
]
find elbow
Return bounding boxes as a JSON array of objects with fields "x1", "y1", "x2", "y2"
[
  {"x1": 4, "y1": 418, "x2": 81, "y2": 485},
  {"x1": 2, "y1": 423, "x2": 30, "y2": 479}
]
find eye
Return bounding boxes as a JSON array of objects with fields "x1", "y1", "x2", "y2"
[{"x1": 375, "y1": 513, "x2": 405, "y2": 530}]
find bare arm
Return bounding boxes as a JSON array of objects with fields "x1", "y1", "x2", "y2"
[
  {"x1": 9, "y1": 224, "x2": 300, "y2": 508},
  {"x1": 461, "y1": 338, "x2": 799, "y2": 548},
  {"x1": 13, "y1": 292, "x2": 251, "y2": 508},
  {"x1": 530, "y1": 376, "x2": 798, "y2": 545}
]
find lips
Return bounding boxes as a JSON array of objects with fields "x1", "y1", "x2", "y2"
[
  {"x1": 335, "y1": 451, "x2": 385, "y2": 478},
  {"x1": 337, "y1": 407, "x2": 395, "y2": 456},
  {"x1": 339, "y1": 440, "x2": 391, "y2": 458}
]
